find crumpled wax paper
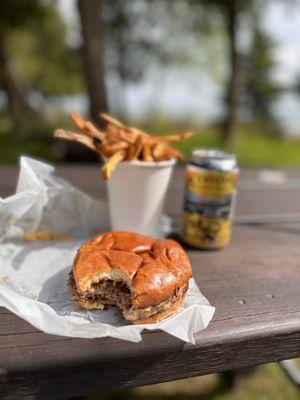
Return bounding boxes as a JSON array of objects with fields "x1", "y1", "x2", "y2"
[{"x1": 0, "y1": 157, "x2": 215, "y2": 343}]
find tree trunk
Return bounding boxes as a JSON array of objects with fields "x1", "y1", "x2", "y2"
[
  {"x1": 222, "y1": 0, "x2": 240, "y2": 146},
  {"x1": 77, "y1": 0, "x2": 108, "y2": 121},
  {"x1": 0, "y1": 33, "x2": 40, "y2": 131}
]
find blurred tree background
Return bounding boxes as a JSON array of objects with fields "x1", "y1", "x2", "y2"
[
  {"x1": 0, "y1": 2, "x2": 300, "y2": 399},
  {"x1": 0, "y1": 0, "x2": 300, "y2": 165},
  {"x1": 0, "y1": 0, "x2": 83, "y2": 126}
]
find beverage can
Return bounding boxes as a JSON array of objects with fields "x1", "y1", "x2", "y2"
[{"x1": 181, "y1": 149, "x2": 239, "y2": 249}]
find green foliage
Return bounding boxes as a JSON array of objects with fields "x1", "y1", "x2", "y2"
[
  {"x1": 0, "y1": 116, "x2": 56, "y2": 163},
  {"x1": 2, "y1": 114, "x2": 300, "y2": 167},
  {"x1": 138, "y1": 116, "x2": 300, "y2": 167},
  {"x1": 243, "y1": 25, "x2": 282, "y2": 120},
  {"x1": 0, "y1": 0, "x2": 45, "y2": 30},
  {"x1": 103, "y1": 0, "x2": 222, "y2": 83},
  {"x1": 199, "y1": 1, "x2": 282, "y2": 123},
  {"x1": 181, "y1": 124, "x2": 300, "y2": 167},
  {"x1": 199, "y1": 0, "x2": 248, "y2": 15},
  {"x1": 0, "y1": 0, "x2": 83, "y2": 96}
]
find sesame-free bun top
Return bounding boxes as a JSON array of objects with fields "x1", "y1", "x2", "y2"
[{"x1": 72, "y1": 231, "x2": 192, "y2": 310}]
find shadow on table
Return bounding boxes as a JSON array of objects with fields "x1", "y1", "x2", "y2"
[
  {"x1": 10, "y1": 239, "x2": 75, "y2": 271},
  {"x1": 78, "y1": 369, "x2": 252, "y2": 400},
  {"x1": 245, "y1": 223, "x2": 300, "y2": 237}
]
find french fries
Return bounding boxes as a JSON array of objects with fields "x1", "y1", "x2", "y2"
[
  {"x1": 161, "y1": 131, "x2": 193, "y2": 143},
  {"x1": 53, "y1": 113, "x2": 193, "y2": 179},
  {"x1": 102, "y1": 151, "x2": 126, "y2": 180},
  {"x1": 142, "y1": 143, "x2": 153, "y2": 162},
  {"x1": 127, "y1": 134, "x2": 143, "y2": 161},
  {"x1": 70, "y1": 112, "x2": 106, "y2": 141},
  {"x1": 152, "y1": 142, "x2": 167, "y2": 161},
  {"x1": 54, "y1": 129, "x2": 98, "y2": 152},
  {"x1": 99, "y1": 113, "x2": 124, "y2": 129}
]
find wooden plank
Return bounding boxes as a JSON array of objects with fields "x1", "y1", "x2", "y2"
[
  {"x1": 0, "y1": 166, "x2": 299, "y2": 399},
  {"x1": 2, "y1": 165, "x2": 300, "y2": 217},
  {"x1": 0, "y1": 316, "x2": 299, "y2": 399},
  {"x1": 0, "y1": 311, "x2": 299, "y2": 367},
  {"x1": 0, "y1": 223, "x2": 300, "y2": 398}
]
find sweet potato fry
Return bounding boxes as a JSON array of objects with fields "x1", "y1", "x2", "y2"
[
  {"x1": 101, "y1": 113, "x2": 145, "y2": 137},
  {"x1": 69, "y1": 112, "x2": 85, "y2": 129},
  {"x1": 54, "y1": 112, "x2": 193, "y2": 179},
  {"x1": 99, "y1": 113, "x2": 124, "y2": 128},
  {"x1": 152, "y1": 142, "x2": 168, "y2": 161},
  {"x1": 24, "y1": 232, "x2": 72, "y2": 241},
  {"x1": 119, "y1": 129, "x2": 139, "y2": 144},
  {"x1": 106, "y1": 123, "x2": 120, "y2": 140},
  {"x1": 160, "y1": 131, "x2": 193, "y2": 143},
  {"x1": 100, "y1": 141, "x2": 129, "y2": 156},
  {"x1": 70, "y1": 112, "x2": 106, "y2": 141},
  {"x1": 127, "y1": 126, "x2": 147, "y2": 137},
  {"x1": 53, "y1": 129, "x2": 98, "y2": 153},
  {"x1": 85, "y1": 121, "x2": 106, "y2": 141},
  {"x1": 102, "y1": 151, "x2": 125, "y2": 180},
  {"x1": 165, "y1": 147, "x2": 184, "y2": 161},
  {"x1": 127, "y1": 135, "x2": 143, "y2": 160},
  {"x1": 142, "y1": 144, "x2": 153, "y2": 162}
]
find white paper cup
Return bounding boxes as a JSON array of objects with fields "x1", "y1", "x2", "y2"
[{"x1": 107, "y1": 159, "x2": 176, "y2": 236}]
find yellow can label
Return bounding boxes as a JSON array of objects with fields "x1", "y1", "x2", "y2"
[
  {"x1": 185, "y1": 168, "x2": 238, "y2": 200},
  {"x1": 182, "y1": 166, "x2": 238, "y2": 249},
  {"x1": 182, "y1": 212, "x2": 232, "y2": 249}
]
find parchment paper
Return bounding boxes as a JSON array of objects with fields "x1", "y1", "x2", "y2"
[{"x1": 0, "y1": 157, "x2": 215, "y2": 343}]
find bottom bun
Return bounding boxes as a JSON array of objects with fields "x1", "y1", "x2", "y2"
[
  {"x1": 78, "y1": 299, "x2": 105, "y2": 309},
  {"x1": 132, "y1": 293, "x2": 186, "y2": 324},
  {"x1": 78, "y1": 293, "x2": 186, "y2": 324},
  {"x1": 78, "y1": 298, "x2": 117, "y2": 309}
]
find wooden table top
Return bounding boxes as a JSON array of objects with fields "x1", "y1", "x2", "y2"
[{"x1": 1, "y1": 165, "x2": 300, "y2": 400}]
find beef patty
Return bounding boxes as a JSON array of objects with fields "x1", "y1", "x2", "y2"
[{"x1": 68, "y1": 273, "x2": 187, "y2": 320}]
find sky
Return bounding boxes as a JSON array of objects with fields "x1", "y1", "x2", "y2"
[{"x1": 58, "y1": 0, "x2": 300, "y2": 136}]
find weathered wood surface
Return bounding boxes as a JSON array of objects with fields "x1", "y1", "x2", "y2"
[{"x1": 0, "y1": 165, "x2": 300, "y2": 400}]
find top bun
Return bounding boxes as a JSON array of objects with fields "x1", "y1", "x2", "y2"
[{"x1": 72, "y1": 231, "x2": 192, "y2": 310}]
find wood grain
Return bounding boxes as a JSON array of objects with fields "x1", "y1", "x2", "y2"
[{"x1": 0, "y1": 166, "x2": 300, "y2": 399}]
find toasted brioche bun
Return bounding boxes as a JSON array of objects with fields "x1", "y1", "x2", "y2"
[
  {"x1": 71, "y1": 231, "x2": 192, "y2": 323},
  {"x1": 132, "y1": 293, "x2": 186, "y2": 324}
]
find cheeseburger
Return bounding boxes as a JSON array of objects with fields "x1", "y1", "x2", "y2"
[{"x1": 68, "y1": 231, "x2": 192, "y2": 324}]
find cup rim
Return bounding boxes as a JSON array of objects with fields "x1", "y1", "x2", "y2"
[{"x1": 118, "y1": 158, "x2": 177, "y2": 168}]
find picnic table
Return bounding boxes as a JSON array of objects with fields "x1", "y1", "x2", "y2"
[{"x1": 1, "y1": 165, "x2": 300, "y2": 400}]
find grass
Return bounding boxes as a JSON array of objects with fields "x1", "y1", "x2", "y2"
[
  {"x1": 181, "y1": 129, "x2": 300, "y2": 167},
  {"x1": 142, "y1": 117, "x2": 300, "y2": 167},
  {"x1": 88, "y1": 362, "x2": 300, "y2": 400},
  {"x1": 0, "y1": 114, "x2": 61, "y2": 163},
  {"x1": 1, "y1": 113, "x2": 300, "y2": 167}
]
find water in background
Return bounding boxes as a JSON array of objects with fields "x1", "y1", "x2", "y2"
[{"x1": 48, "y1": 81, "x2": 300, "y2": 137}]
